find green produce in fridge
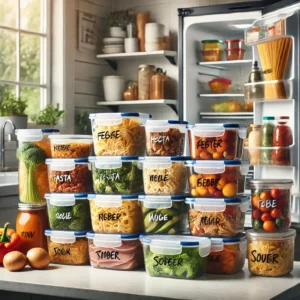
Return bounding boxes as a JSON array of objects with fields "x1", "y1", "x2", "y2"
[
  {"x1": 253, "y1": 219, "x2": 263, "y2": 231},
  {"x1": 275, "y1": 217, "x2": 284, "y2": 228}
]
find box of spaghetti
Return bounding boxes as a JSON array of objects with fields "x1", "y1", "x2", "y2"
[
  {"x1": 87, "y1": 194, "x2": 143, "y2": 234},
  {"x1": 247, "y1": 229, "x2": 295, "y2": 277}
]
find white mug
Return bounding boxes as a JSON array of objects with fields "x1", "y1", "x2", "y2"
[{"x1": 124, "y1": 38, "x2": 139, "y2": 53}]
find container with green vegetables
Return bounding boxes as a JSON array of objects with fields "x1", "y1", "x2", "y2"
[
  {"x1": 89, "y1": 156, "x2": 143, "y2": 194},
  {"x1": 261, "y1": 116, "x2": 275, "y2": 164},
  {"x1": 45, "y1": 193, "x2": 91, "y2": 231},
  {"x1": 140, "y1": 235, "x2": 211, "y2": 279},
  {"x1": 138, "y1": 195, "x2": 184, "y2": 234}
]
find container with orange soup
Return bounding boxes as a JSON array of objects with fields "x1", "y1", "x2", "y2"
[
  {"x1": 16, "y1": 129, "x2": 59, "y2": 204},
  {"x1": 16, "y1": 203, "x2": 49, "y2": 254},
  {"x1": 188, "y1": 124, "x2": 247, "y2": 160}
]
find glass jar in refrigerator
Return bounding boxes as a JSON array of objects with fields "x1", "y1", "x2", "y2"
[
  {"x1": 260, "y1": 116, "x2": 275, "y2": 165},
  {"x1": 248, "y1": 124, "x2": 262, "y2": 165},
  {"x1": 245, "y1": 61, "x2": 264, "y2": 101},
  {"x1": 138, "y1": 64, "x2": 156, "y2": 100}
]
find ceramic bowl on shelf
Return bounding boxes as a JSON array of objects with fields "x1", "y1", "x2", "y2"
[{"x1": 110, "y1": 27, "x2": 126, "y2": 38}]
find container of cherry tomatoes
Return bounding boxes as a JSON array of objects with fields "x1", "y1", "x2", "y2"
[
  {"x1": 249, "y1": 179, "x2": 293, "y2": 233},
  {"x1": 185, "y1": 160, "x2": 249, "y2": 198},
  {"x1": 188, "y1": 124, "x2": 247, "y2": 160}
]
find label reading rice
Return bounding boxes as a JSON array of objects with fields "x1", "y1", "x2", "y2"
[{"x1": 97, "y1": 130, "x2": 120, "y2": 140}]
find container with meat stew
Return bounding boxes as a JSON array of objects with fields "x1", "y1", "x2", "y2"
[
  {"x1": 89, "y1": 112, "x2": 151, "y2": 156},
  {"x1": 247, "y1": 229, "x2": 296, "y2": 277},
  {"x1": 186, "y1": 160, "x2": 249, "y2": 198},
  {"x1": 249, "y1": 179, "x2": 293, "y2": 233},
  {"x1": 139, "y1": 156, "x2": 188, "y2": 195},
  {"x1": 207, "y1": 234, "x2": 247, "y2": 274},
  {"x1": 45, "y1": 193, "x2": 91, "y2": 231},
  {"x1": 87, "y1": 194, "x2": 143, "y2": 234},
  {"x1": 185, "y1": 197, "x2": 249, "y2": 237},
  {"x1": 45, "y1": 230, "x2": 89, "y2": 265},
  {"x1": 188, "y1": 124, "x2": 247, "y2": 160},
  {"x1": 138, "y1": 195, "x2": 184, "y2": 234},
  {"x1": 46, "y1": 158, "x2": 93, "y2": 193},
  {"x1": 144, "y1": 120, "x2": 187, "y2": 156},
  {"x1": 89, "y1": 156, "x2": 143, "y2": 194},
  {"x1": 86, "y1": 233, "x2": 144, "y2": 270},
  {"x1": 140, "y1": 235, "x2": 211, "y2": 279}
]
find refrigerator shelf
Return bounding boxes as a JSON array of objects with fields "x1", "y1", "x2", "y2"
[
  {"x1": 199, "y1": 112, "x2": 253, "y2": 120},
  {"x1": 198, "y1": 94, "x2": 244, "y2": 98},
  {"x1": 198, "y1": 60, "x2": 253, "y2": 70}
]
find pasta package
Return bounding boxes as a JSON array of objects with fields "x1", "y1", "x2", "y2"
[
  {"x1": 89, "y1": 113, "x2": 151, "y2": 156},
  {"x1": 88, "y1": 195, "x2": 144, "y2": 234}
]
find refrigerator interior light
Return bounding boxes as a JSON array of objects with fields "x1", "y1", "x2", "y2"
[{"x1": 229, "y1": 24, "x2": 252, "y2": 29}]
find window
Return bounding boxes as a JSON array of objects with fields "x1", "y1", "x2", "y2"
[{"x1": 0, "y1": 0, "x2": 50, "y2": 121}]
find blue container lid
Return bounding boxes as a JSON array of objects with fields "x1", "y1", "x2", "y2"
[
  {"x1": 46, "y1": 158, "x2": 89, "y2": 163},
  {"x1": 41, "y1": 129, "x2": 60, "y2": 133},
  {"x1": 87, "y1": 194, "x2": 138, "y2": 200},
  {"x1": 88, "y1": 156, "x2": 139, "y2": 161},
  {"x1": 185, "y1": 159, "x2": 245, "y2": 166},
  {"x1": 212, "y1": 233, "x2": 246, "y2": 244},
  {"x1": 139, "y1": 156, "x2": 190, "y2": 161},
  {"x1": 89, "y1": 112, "x2": 152, "y2": 119},
  {"x1": 138, "y1": 195, "x2": 185, "y2": 201},
  {"x1": 185, "y1": 197, "x2": 247, "y2": 204},
  {"x1": 45, "y1": 193, "x2": 88, "y2": 199},
  {"x1": 86, "y1": 232, "x2": 139, "y2": 240},
  {"x1": 45, "y1": 230, "x2": 88, "y2": 237}
]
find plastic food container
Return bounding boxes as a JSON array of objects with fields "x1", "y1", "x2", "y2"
[
  {"x1": 207, "y1": 234, "x2": 247, "y2": 274},
  {"x1": 225, "y1": 39, "x2": 244, "y2": 49},
  {"x1": 202, "y1": 40, "x2": 223, "y2": 50},
  {"x1": 87, "y1": 233, "x2": 144, "y2": 270},
  {"x1": 89, "y1": 156, "x2": 143, "y2": 194},
  {"x1": 89, "y1": 113, "x2": 151, "y2": 156},
  {"x1": 139, "y1": 156, "x2": 188, "y2": 195},
  {"x1": 188, "y1": 124, "x2": 247, "y2": 160},
  {"x1": 87, "y1": 194, "x2": 143, "y2": 234},
  {"x1": 208, "y1": 78, "x2": 232, "y2": 93},
  {"x1": 140, "y1": 235, "x2": 211, "y2": 279},
  {"x1": 226, "y1": 48, "x2": 245, "y2": 60},
  {"x1": 144, "y1": 120, "x2": 187, "y2": 156},
  {"x1": 247, "y1": 229, "x2": 296, "y2": 277},
  {"x1": 202, "y1": 49, "x2": 223, "y2": 62},
  {"x1": 185, "y1": 197, "x2": 249, "y2": 237},
  {"x1": 138, "y1": 195, "x2": 184, "y2": 234},
  {"x1": 186, "y1": 160, "x2": 249, "y2": 198},
  {"x1": 46, "y1": 158, "x2": 93, "y2": 193},
  {"x1": 45, "y1": 193, "x2": 91, "y2": 231},
  {"x1": 16, "y1": 129, "x2": 60, "y2": 204},
  {"x1": 249, "y1": 179, "x2": 292, "y2": 233},
  {"x1": 49, "y1": 135, "x2": 93, "y2": 158},
  {"x1": 45, "y1": 230, "x2": 89, "y2": 265}
]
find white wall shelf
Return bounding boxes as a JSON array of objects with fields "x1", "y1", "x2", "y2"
[{"x1": 198, "y1": 59, "x2": 253, "y2": 70}]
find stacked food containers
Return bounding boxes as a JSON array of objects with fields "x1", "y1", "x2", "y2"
[
  {"x1": 44, "y1": 134, "x2": 94, "y2": 265},
  {"x1": 185, "y1": 123, "x2": 249, "y2": 274}
]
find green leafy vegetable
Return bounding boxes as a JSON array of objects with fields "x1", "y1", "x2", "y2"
[
  {"x1": 0, "y1": 90, "x2": 27, "y2": 116},
  {"x1": 32, "y1": 104, "x2": 65, "y2": 125}
]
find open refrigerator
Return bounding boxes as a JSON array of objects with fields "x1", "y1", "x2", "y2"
[{"x1": 178, "y1": 0, "x2": 300, "y2": 223}]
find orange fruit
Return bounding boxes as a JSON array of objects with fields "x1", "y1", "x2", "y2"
[
  {"x1": 191, "y1": 189, "x2": 199, "y2": 197},
  {"x1": 189, "y1": 174, "x2": 199, "y2": 186},
  {"x1": 222, "y1": 183, "x2": 237, "y2": 198},
  {"x1": 196, "y1": 186, "x2": 209, "y2": 196},
  {"x1": 217, "y1": 176, "x2": 227, "y2": 190},
  {"x1": 252, "y1": 195, "x2": 260, "y2": 209}
]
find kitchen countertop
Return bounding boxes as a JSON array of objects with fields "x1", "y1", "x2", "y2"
[{"x1": 0, "y1": 261, "x2": 299, "y2": 300}]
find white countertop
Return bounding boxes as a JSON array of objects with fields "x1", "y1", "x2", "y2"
[{"x1": 0, "y1": 261, "x2": 299, "y2": 300}]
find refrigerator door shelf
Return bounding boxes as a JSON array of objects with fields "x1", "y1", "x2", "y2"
[{"x1": 198, "y1": 59, "x2": 253, "y2": 70}]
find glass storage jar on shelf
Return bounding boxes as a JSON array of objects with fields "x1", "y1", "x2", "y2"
[
  {"x1": 150, "y1": 68, "x2": 170, "y2": 100},
  {"x1": 138, "y1": 64, "x2": 156, "y2": 100},
  {"x1": 260, "y1": 116, "x2": 275, "y2": 165},
  {"x1": 123, "y1": 80, "x2": 138, "y2": 101},
  {"x1": 248, "y1": 124, "x2": 262, "y2": 165}
]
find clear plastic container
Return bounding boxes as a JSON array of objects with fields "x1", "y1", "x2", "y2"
[
  {"x1": 89, "y1": 112, "x2": 151, "y2": 156},
  {"x1": 87, "y1": 194, "x2": 143, "y2": 234},
  {"x1": 249, "y1": 179, "x2": 292, "y2": 233},
  {"x1": 16, "y1": 129, "x2": 60, "y2": 204},
  {"x1": 202, "y1": 40, "x2": 223, "y2": 50},
  {"x1": 140, "y1": 235, "x2": 211, "y2": 279},
  {"x1": 86, "y1": 233, "x2": 144, "y2": 270},
  {"x1": 138, "y1": 195, "x2": 184, "y2": 234},
  {"x1": 208, "y1": 78, "x2": 232, "y2": 94},
  {"x1": 225, "y1": 48, "x2": 245, "y2": 60},
  {"x1": 49, "y1": 135, "x2": 93, "y2": 158},
  {"x1": 88, "y1": 156, "x2": 143, "y2": 195},
  {"x1": 139, "y1": 156, "x2": 188, "y2": 195},
  {"x1": 185, "y1": 160, "x2": 249, "y2": 198},
  {"x1": 46, "y1": 158, "x2": 93, "y2": 193},
  {"x1": 202, "y1": 49, "x2": 223, "y2": 62},
  {"x1": 247, "y1": 229, "x2": 296, "y2": 277},
  {"x1": 225, "y1": 39, "x2": 244, "y2": 49},
  {"x1": 188, "y1": 124, "x2": 247, "y2": 160},
  {"x1": 185, "y1": 197, "x2": 249, "y2": 237},
  {"x1": 45, "y1": 230, "x2": 89, "y2": 265},
  {"x1": 144, "y1": 120, "x2": 187, "y2": 156},
  {"x1": 45, "y1": 193, "x2": 91, "y2": 231},
  {"x1": 207, "y1": 234, "x2": 247, "y2": 274}
]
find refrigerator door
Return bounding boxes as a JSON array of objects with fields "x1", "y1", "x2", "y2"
[{"x1": 263, "y1": 0, "x2": 300, "y2": 16}]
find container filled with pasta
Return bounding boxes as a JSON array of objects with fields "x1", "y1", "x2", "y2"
[
  {"x1": 140, "y1": 235, "x2": 211, "y2": 279},
  {"x1": 249, "y1": 179, "x2": 292, "y2": 233},
  {"x1": 185, "y1": 197, "x2": 249, "y2": 237},
  {"x1": 139, "y1": 156, "x2": 188, "y2": 195},
  {"x1": 46, "y1": 158, "x2": 93, "y2": 193},
  {"x1": 89, "y1": 156, "x2": 143, "y2": 194},
  {"x1": 144, "y1": 120, "x2": 187, "y2": 156},
  {"x1": 207, "y1": 234, "x2": 247, "y2": 274},
  {"x1": 89, "y1": 112, "x2": 151, "y2": 156},
  {"x1": 138, "y1": 195, "x2": 184, "y2": 234},
  {"x1": 45, "y1": 193, "x2": 91, "y2": 231},
  {"x1": 49, "y1": 135, "x2": 93, "y2": 158},
  {"x1": 16, "y1": 129, "x2": 60, "y2": 204},
  {"x1": 247, "y1": 229, "x2": 296, "y2": 277},
  {"x1": 186, "y1": 160, "x2": 249, "y2": 198},
  {"x1": 87, "y1": 194, "x2": 143, "y2": 234},
  {"x1": 188, "y1": 124, "x2": 247, "y2": 160},
  {"x1": 87, "y1": 233, "x2": 144, "y2": 270},
  {"x1": 45, "y1": 230, "x2": 89, "y2": 265}
]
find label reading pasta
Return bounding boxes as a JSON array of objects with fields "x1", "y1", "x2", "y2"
[
  {"x1": 56, "y1": 212, "x2": 72, "y2": 220},
  {"x1": 54, "y1": 248, "x2": 71, "y2": 256},
  {"x1": 197, "y1": 178, "x2": 220, "y2": 188},
  {"x1": 200, "y1": 216, "x2": 220, "y2": 225},
  {"x1": 250, "y1": 250, "x2": 279, "y2": 264},
  {"x1": 149, "y1": 213, "x2": 169, "y2": 222},
  {"x1": 149, "y1": 174, "x2": 169, "y2": 182},
  {"x1": 21, "y1": 231, "x2": 35, "y2": 239},
  {"x1": 209, "y1": 254, "x2": 222, "y2": 262},
  {"x1": 151, "y1": 135, "x2": 170, "y2": 144},
  {"x1": 153, "y1": 256, "x2": 183, "y2": 267},
  {"x1": 97, "y1": 130, "x2": 120, "y2": 140},
  {"x1": 98, "y1": 213, "x2": 121, "y2": 221},
  {"x1": 53, "y1": 144, "x2": 71, "y2": 151},
  {"x1": 96, "y1": 250, "x2": 120, "y2": 260},
  {"x1": 197, "y1": 139, "x2": 222, "y2": 149},
  {"x1": 53, "y1": 174, "x2": 72, "y2": 183},
  {"x1": 99, "y1": 173, "x2": 120, "y2": 181}
]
